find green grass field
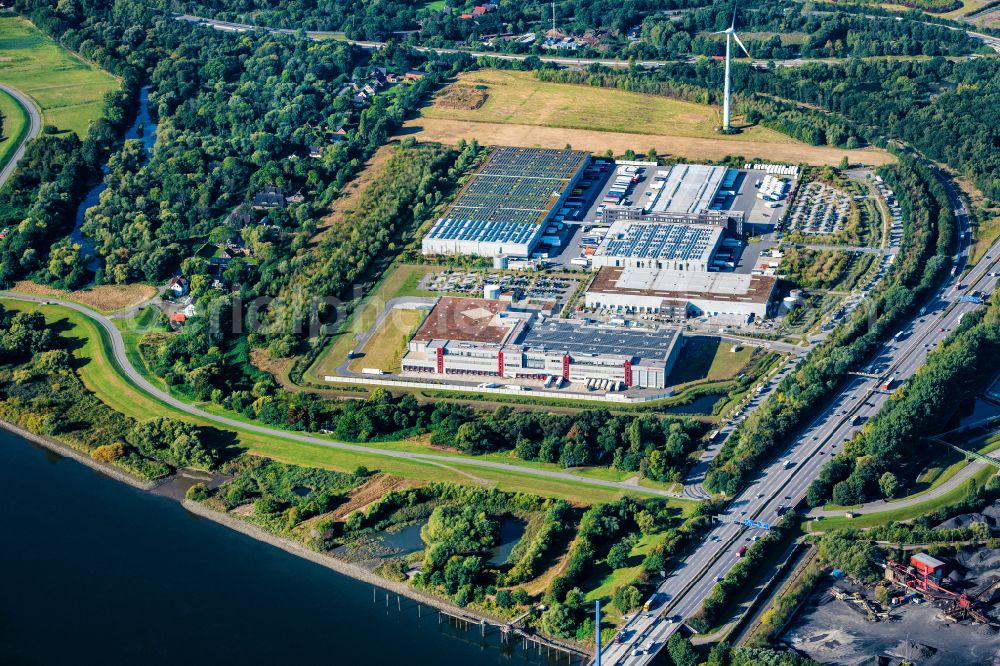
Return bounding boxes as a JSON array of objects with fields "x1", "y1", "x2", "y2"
[
  {"x1": 666, "y1": 336, "x2": 754, "y2": 387},
  {"x1": 306, "y1": 263, "x2": 444, "y2": 381},
  {"x1": 0, "y1": 15, "x2": 118, "y2": 135},
  {"x1": 423, "y1": 69, "x2": 787, "y2": 141},
  {"x1": 347, "y1": 307, "x2": 426, "y2": 374},
  {"x1": 0, "y1": 298, "x2": 683, "y2": 504},
  {"x1": 0, "y1": 86, "x2": 29, "y2": 173}
]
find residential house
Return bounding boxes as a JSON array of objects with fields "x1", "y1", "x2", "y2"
[
  {"x1": 167, "y1": 276, "x2": 188, "y2": 297},
  {"x1": 169, "y1": 312, "x2": 187, "y2": 329},
  {"x1": 404, "y1": 70, "x2": 426, "y2": 81},
  {"x1": 227, "y1": 205, "x2": 254, "y2": 228},
  {"x1": 252, "y1": 186, "x2": 285, "y2": 210}
]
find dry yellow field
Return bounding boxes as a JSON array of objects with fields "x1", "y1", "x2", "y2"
[
  {"x1": 406, "y1": 69, "x2": 894, "y2": 166},
  {"x1": 12, "y1": 280, "x2": 157, "y2": 313},
  {"x1": 422, "y1": 69, "x2": 776, "y2": 140},
  {"x1": 401, "y1": 117, "x2": 894, "y2": 167}
]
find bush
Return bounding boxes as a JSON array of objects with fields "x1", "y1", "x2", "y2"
[
  {"x1": 185, "y1": 482, "x2": 209, "y2": 501},
  {"x1": 91, "y1": 442, "x2": 125, "y2": 463}
]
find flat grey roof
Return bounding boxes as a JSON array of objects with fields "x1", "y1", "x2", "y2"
[
  {"x1": 648, "y1": 164, "x2": 728, "y2": 215},
  {"x1": 516, "y1": 319, "x2": 679, "y2": 361}
]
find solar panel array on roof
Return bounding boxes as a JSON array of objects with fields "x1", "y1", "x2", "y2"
[
  {"x1": 595, "y1": 222, "x2": 720, "y2": 262},
  {"x1": 425, "y1": 218, "x2": 543, "y2": 245},
  {"x1": 435, "y1": 147, "x2": 588, "y2": 227},
  {"x1": 517, "y1": 319, "x2": 678, "y2": 361}
]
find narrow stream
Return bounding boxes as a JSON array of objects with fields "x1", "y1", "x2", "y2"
[{"x1": 70, "y1": 86, "x2": 156, "y2": 272}]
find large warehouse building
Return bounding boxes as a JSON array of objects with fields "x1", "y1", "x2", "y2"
[
  {"x1": 401, "y1": 297, "x2": 682, "y2": 389},
  {"x1": 586, "y1": 267, "x2": 776, "y2": 321},
  {"x1": 422, "y1": 147, "x2": 588, "y2": 258},
  {"x1": 590, "y1": 220, "x2": 724, "y2": 271},
  {"x1": 600, "y1": 163, "x2": 752, "y2": 235}
]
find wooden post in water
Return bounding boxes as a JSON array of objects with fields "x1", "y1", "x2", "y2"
[{"x1": 397, "y1": 595, "x2": 401, "y2": 611}]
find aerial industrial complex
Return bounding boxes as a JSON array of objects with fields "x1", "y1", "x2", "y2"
[
  {"x1": 400, "y1": 296, "x2": 682, "y2": 390},
  {"x1": 391, "y1": 146, "x2": 795, "y2": 396},
  {"x1": 586, "y1": 267, "x2": 776, "y2": 321}
]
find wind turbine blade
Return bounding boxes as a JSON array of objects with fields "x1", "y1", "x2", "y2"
[
  {"x1": 711, "y1": 29, "x2": 728, "y2": 34},
  {"x1": 733, "y1": 32, "x2": 752, "y2": 59},
  {"x1": 731, "y1": 6, "x2": 738, "y2": 30}
]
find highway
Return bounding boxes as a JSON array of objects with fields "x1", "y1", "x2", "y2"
[
  {"x1": 601, "y1": 182, "x2": 1000, "y2": 664},
  {"x1": 0, "y1": 83, "x2": 41, "y2": 189}
]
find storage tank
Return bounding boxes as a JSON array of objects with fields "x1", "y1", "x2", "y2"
[
  {"x1": 493, "y1": 255, "x2": 509, "y2": 270},
  {"x1": 484, "y1": 284, "x2": 501, "y2": 300}
]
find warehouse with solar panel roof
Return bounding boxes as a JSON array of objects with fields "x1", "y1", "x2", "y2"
[{"x1": 327, "y1": 147, "x2": 799, "y2": 399}]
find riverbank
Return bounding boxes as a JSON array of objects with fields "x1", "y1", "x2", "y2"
[
  {"x1": 0, "y1": 418, "x2": 162, "y2": 491},
  {"x1": 182, "y1": 498, "x2": 585, "y2": 657},
  {"x1": 1, "y1": 418, "x2": 584, "y2": 658}
]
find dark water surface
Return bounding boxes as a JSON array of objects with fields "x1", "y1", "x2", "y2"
[{"x1": 0, "y1": 430, "x2": 565, "y2": 666}]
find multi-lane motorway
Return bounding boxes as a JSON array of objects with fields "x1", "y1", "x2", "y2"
[{"x1": 601, "y1": 182, "x2": 1000, "y2": 665}]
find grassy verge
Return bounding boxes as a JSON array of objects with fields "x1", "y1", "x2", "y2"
[
  {"x1": 807, "y1": 463, "x2": 996, "y2": 532},
  {"x1": 0, "y1": 87, "x2": 29, "y2": 174},
  {"x1": 305, "y1": 263, "x2": 444, "y2": 381}
]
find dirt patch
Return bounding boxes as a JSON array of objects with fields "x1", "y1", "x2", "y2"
[
  {"x1": 435, "y1": 85, "x2": 489, "y2": 110},
  {"x1": 293, "y1": 475, "x2": 419, "y2": 541},
  {"x1": 250, "y1": 347, "x2": 295, "y2": 389},
  {"x1": 398, "y1": 117, "x2": 896, "y2": 167},
  {"x1": 310, "y1": 143, "x2": 398, "y2": 243},
  {"x1": 521, "y1": 541, "x2": 575, "y2": 597},
  {"x1": 13, "y1": 280, "x2": 157, "y2": 313},
  {"x1": 333, "y1": 474, "x2": 417, "y2": 520},
  {"x1": 231, "y1": 503, "x2": 255, "y2": 516}
]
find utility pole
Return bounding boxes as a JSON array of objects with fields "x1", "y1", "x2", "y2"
[
  {"x1": 595, "y1": 599, "x2": 602, "y2": 666},
  {"x1": 551, "y1": 2, "x2": 556, "y2": 33}
]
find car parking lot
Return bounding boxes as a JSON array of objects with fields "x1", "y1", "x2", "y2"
[
  {"x1": 418, "y1": 270, "x2": 579, "y2": 303},
  {"x1": 786, "y1": 181, "x2": 852, "y2": 235}
]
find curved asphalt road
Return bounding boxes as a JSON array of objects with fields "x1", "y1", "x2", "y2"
[
  {"x1": 0, "y1": 83, "x2": 41, "y2": 189},
  {"x1": 0, "y1": 291, "x2": 683, "y2": 499}
]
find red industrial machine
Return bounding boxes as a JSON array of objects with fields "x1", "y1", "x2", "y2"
[{"x1": 884, "y1": 556, "x2": 997, "y2": 624}]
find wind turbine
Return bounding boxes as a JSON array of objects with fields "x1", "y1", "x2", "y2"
[{"x1": 714, "y1": 7, "x2": 752, "y2": 132}]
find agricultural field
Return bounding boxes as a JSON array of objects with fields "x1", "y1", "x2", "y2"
[
  {"x1": 0, "y1": 15, "x2": 118, "y2": 135},
  {"x1": 0, "y1": 87, "x2": 29, "y2": 172},
  {"x1": 404, "y1": 69, "x2": 895, "y2": 166}
]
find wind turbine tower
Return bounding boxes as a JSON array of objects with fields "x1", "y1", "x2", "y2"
[{"x1": 715, "y1": 8, "x2": 752, "y2": 132}]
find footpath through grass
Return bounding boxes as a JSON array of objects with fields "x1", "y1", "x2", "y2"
[
  {"x1": 0, "y1": 15, "x2": 118, "y2": 135},
  {"x1": 0, "y1": 298, "x2": 678, "y2": 504},
  {"x1": 0, "y1": 86, "x2": 29, "y2": 173}
]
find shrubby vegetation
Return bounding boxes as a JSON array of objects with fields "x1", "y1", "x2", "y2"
[
  {"x1": 210, "y1": 456, "x2": 370, "y2": 533},
  {"x1": 0, "y1": 305, "x2": 216, "y2": 478}
]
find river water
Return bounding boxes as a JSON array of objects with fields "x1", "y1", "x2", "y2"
[
  {"x1": 70, "y1": 87, "x2": 156, "y2": 272},
  {"x1": 0, "y1": 430, "x2": 565, "y2": 665}
]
